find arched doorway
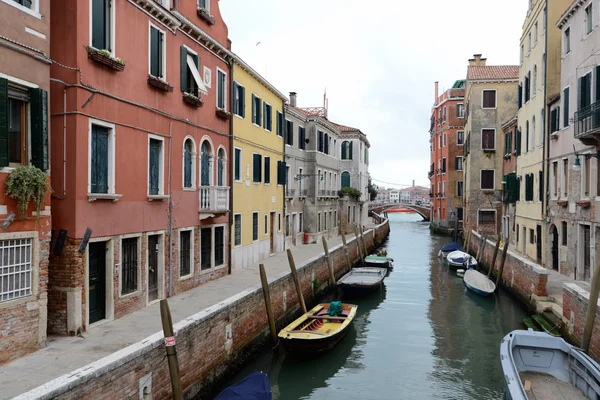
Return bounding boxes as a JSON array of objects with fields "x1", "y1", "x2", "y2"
[{"x1": 551, "y1": 224, "x2": 559, "y2": 271}]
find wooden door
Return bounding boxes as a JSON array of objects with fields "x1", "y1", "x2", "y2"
[
  {"x1": 148, "y1": 235, "x2": 159, "y2": 302},
  {"x1": 552, "y1": 226, "x2": 559, "y2": 271},
  {"x1": 88, "y1": 242, "x2": 106, "y2": 324},
  {"x1": 270, "y1": 212, "x2": 275, "y2": 254}
]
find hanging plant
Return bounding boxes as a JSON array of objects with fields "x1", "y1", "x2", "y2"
[{"x1": 5, "y1": 166, "x2": 51, "y2": 220}]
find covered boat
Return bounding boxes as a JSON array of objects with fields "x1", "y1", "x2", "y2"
[
  {"x1": 214, "y1": 372, "x2": 272, "y2": 400},
  {"x1": 463, "y1": 268, "x2": 495, "y2": 296},
  {"x1": 500, "y1": 329, "x2": 600, "y2": 400},
  {"x1": 364, "y1": 255, "x2": 393, "y2": 270},
  {"x1": 446, "y1": 250, "x2": 477, "y2": 269},
  {"x1": 440, "y1": 241, "x2": 464, "y2": 257},
  {"x1": 337, "y1": 267, "x2": 386, "y2": 297},
  {"x1": 278, "y1": 303, "x2": 357, "y2": 354}
]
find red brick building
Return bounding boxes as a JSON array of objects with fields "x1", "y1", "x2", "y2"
[
  {"x1": 0, "y1": 0, "x2": 52, "y2": 363},
  {"x1": 48, "y1": 0, "x2": 232, "y2": 335},
  {"x1": 429, "y1": 80, "x2": 465, "y2": 233}
]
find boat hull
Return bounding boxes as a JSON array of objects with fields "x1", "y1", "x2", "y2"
[
  {"x1": 464, "y1": 281, "x2": 493, "y2": 297},
  {"x1": 338, "y1": 281, "x2": 382, "y2": 298},
  {"x1": 281, "y1": 322, "x2": 352, "y2": 354},
  {"x1": 446, "y1": 251, "x2": 477, "y2": 270},
  {"x1": 364, "y1": 256, "x2": 393, "y2": 270}
]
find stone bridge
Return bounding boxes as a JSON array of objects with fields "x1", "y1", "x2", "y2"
[{"x1": 369, "y1": 203, "x2": 431, "y2": 221}]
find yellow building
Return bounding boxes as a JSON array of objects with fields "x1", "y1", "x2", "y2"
[
  {"x1": 231, "y1": 57, "x2": 287, "y2": 270},
  {"x1": 515, "y1": 0, "x2": 570, "y2": 265}
]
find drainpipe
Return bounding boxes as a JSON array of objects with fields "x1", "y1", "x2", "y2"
[
  {"x1": 543, "y1": 3, "x2": 550, "y2": 223},
  {"x1": 228, "y1": 59, "x2": 234, "y2": 275},
  {"x1": 282, "y1": 104, "x2": 287, "y2": 252},
  {"x1": 168, "y1": 120, "x2": 174, "y2": 297}
]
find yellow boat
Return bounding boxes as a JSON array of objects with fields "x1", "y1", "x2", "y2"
[{"x1": 278, "y1": 303, "x2": 358, "y2": 354}]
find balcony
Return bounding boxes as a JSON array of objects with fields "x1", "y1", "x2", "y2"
[
  {"x1": 575, "y1": 101, "x2": 600, "y2": 145},
  {"x1": 199, "y1": 186, "x2": 229, "y2": 218},
  {"x1": 286, "y1": 188, "x2": 296, "y2": 198},
  {"x1": 299, "y1": 189, "x2": 308, "y2": 198},
  {"x1": 428, "y1": 170, "x2": 434, "y2": 179}
]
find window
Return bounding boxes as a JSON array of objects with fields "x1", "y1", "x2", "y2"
[
  {"x1": 539, "y1": 170, "x2": 544, "y2": 201},
  {"x1": 179, "y1": 230, "x2": 192, "y2": 277},
  {"x1": 216, "y1": 69, "x2": 227, "y2": 110},
  {"x1": 442, "y1": 158, "x2": 446, "y2": 173},
  {"x1": 276, "y1": 111, "x2": 283, "y2": 137},
  {"x1": 564, "y1": 27, "x2": 571, "y2": 55},
  {"x1": 198, "y1": 0, "x2": 209, "y2": 12},
  {"x1": 300, "y1": 213, "x2": 304, "y2": 231},
  {"x1": 0, "y1": 238, "x2": 33, "y2": 302},
  {"x1": 149, "y1": 25, "x2": 166, "y2": 80},
  {"x1": 180, "y1": 46, "x2": 207, "y2": 97},
  {"x1": 457, "y1": 104, "x2": 464, "y2": 118},
  {"x1": 285, "y1": 215, "x2": 290, "y2": 236},
  {"x1": 278, "y1": 213, "x2": 281, "y2": 232},
  {"x1": 443, "y1": 107, "x2": 446, "y2": 121},
  {"x1": 183, "y1": 139, "x2": 196, "y2": 188},
  {"x1": 552, "y1": 161, "x2": 558, "y2": 197},
  {"x1": 586, "y1": 4, "x2": 593, "y2": 34},
  {"x1": 531, "y1": 117, "x2": 536, "y2": 151},
  {"x1": 252, "y1": 94, "x2": 262, "y2": 126},
  {"x1": 455, "y1": 156, "x2": 463, "y2": 171},
  {"x1": 121, "y1": 237, "x2": 139, "y2": 295},
  {"x1": 562, "y1": 221, "x2": 567, "y2": 246},
  {"x1": 533, "y1": 65, "x2": 537, "y2": 94},
  {"x1": 264, "y1": 215, "x2": 268, "y2": 235},
  {"x1": 562, "y1": 159, "x2": 569, "y2": 198},
  {"x1": 200, "y1": 228, "x2": 211, "y2": 270},
  {"x1": 482, "y1": 129, "x2": 495, "y2": 151},
  {"x1": 584, "y1": 156, "x2": 591, "y2": 198},
  {"x1": 443, "y1": 133, "x2": 446, "y2": 147},
  {"x1": 217, "y1": 148, "x2": 226, "y2": 186},
  {"x1": 318, "y1": 130, "x2": 324, "y2": 152},
  {"x1": 262, "y1": 103, "x2": 273, "y2": 131},
  {"x1": 91, "y1": 0, "x2": 113, "y2": 52},
  {"x1": 234, "y1": 147, "x2": 242, "y2": 182},
  {"x1": 341, "y1": 171, "x2": 350, "y2": 188},
  {"x1": 148, "y1": 137, "x2": 164, "y2": 195},
  {"x1": 298, "y1": 126, "x2": 306, "y2": 150},
  {"x1": 525, "y1": 174, "x2": 534, "y2": 201},
  {"x1": 534, "y1": 22, "x2": 538, "y2": 44},
  {"x1": 550, "y1": 107, "x2": 560, "y2": 133},
  {"x1": 252, "y1": 154, "x2": 262, "y2": 183},
  {"x1": 482, "y1": 90, "x2": 496, "y2": 108},
  {"x1": 215, "y1": 227, "x2": 224, "y2": 266},
  {"x1": 318, "y1": 213, "x2": 321, "y2": 232},
  {"x1": 285, "y1": 120, "x2": 294, "y2": 146},
  {"x1": 457, "y1": 207, "x2": 463, "y2": 221},
  {"x1": 478, "y1": 210, "x2": 496, "y2": 224},
  {"x1": 264, "y1": 156, "x2": 270, "y2": 184},
  {"x1": 277, "y1": 160, "x2": 287, "y2": 185},
  {"x1": 233, "y1": 82, "x2": 245, "y2": 117},
  {"x1": 530, "y1": 229, "x2": 535, "y2": 244},
  {"x1": 90, "y1": 122, "x2": 115, "y2": 194},
  {"x1": 578, "y1": 73, "x2": 591, "y2": 110},
  {"x1": 528, "y1": 32, "x2": 532, "y2": 52},
  {"x1": 438, "y1": 134, "x2": 442, "y2": 149},
  {"x1": 481, "y1": 170, "x2": 495, "y2": 190},
  {"x1": 520, "y1": 45, "x2": 524, "y2": 64},
  {"x1": 234, "y1": 214, "x2": 242, "y2": 246},
  {"x1": 341, "y1": 141, "x2": 353, "y2": 160},
  {"x1": 457, "y1": 131, "x2": 464, "y2": 145},
  {"x1": 457, "y1": 181, "x2": 464, "y2": 198},
  {"x1": 252, "y1": 212, "x2": 259, "y2": 241}
]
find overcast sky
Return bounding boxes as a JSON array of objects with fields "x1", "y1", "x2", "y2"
[{"x1": 220, "y1": 0, "x2": 528, "y2": 189}]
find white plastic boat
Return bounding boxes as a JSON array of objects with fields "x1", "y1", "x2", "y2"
[
  {"x1": 446, "y1": 250, "x2": 477, "y2": 269},
  {"x1": 500, "y1": 329, "x2": 600, "y2": 400},
  {"x1": 463, "y1": 268, "x2": 495, "y2": 296}
]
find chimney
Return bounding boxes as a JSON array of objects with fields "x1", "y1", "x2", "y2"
[
  {"x1": 434, "y1": 81, "x2": 439, "y2": 103},
  {"x1": 289, "y1": 92, "x2": 297, "y2": 107},
  {"x1": 412, "y1": 179, "x2": 415, "y2": 188},
  {"x1": 468, "y1": 54, "x2": 487, "y2": 67}
]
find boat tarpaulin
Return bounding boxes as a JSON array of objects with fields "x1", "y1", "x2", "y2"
[
  {"x1": 441, "y1": 241, "x2": 464, "y2": 253},
  {"x1": 214, "y1": 372, "x2": 272, "y2": 400}
]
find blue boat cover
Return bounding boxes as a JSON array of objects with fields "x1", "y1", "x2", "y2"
[
  {"x1": 441, "y1": 242, "x2": 464, "y2": 253},
  {"x1": 214, "y1": 372, "x2": 272, "y2": 400},
  {"x1": 327, "y1": 301, "x2": 343, "y2": 316}
]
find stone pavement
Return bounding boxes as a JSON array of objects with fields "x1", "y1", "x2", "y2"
[{"x1": 0, "y1": 233, "x2": 355, "y2": 400}]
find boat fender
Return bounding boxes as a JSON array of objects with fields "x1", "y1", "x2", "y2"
[
  {"x1": 457, "y1": 269, "x2": 465, "y2": 274},
  {"x1": 438, "y1": 250, "x2": 442, "y2": 257}
]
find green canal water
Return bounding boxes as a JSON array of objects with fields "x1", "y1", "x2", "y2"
[{"x1": 220, "y1": 213, "x2": 528, "y2": 399}]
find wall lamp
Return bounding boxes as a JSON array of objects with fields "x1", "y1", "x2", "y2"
[
  {"x1": 573, "y1": 145, "x2": 600, "y2": 172},
  {"x1": 295, "y1": 174, "x2": 324, "y2": 181}
]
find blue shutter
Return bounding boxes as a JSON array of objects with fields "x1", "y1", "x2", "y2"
[
  {"x1": 30, "y1": 88, "x2": 49, "y2": 170},
  {"x1": 149, "y1": 139, "x2": 160, "y2": 195},
  {"x1": 0, "y1": 78, "x2": 8, "y2": 167}
]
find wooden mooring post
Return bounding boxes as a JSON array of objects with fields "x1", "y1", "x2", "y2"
[
  {"x1": 360, "y1": 226, "x2": 369, "y2": 256},
  {"x1": 340, "y1": 227, "x2": 352, "y2": 270},
  {"x1": 464, "y1": 230, "x2": 471, "y2": 254},
  {"x1": 488, "y1": 239, "x2": 501, "y2": 276},
  {"x1": 354, "y1": 226, "x2": 365, "y2": 267},
  {"x1": 322, "y1": 237, "x2": 336, "y2": 285},
  {"x1": 160, "y1": 299, "x2": 183, "y2": 400},
  {"x1": 582, "y1": 263, "x2": 600, "y2": 353},
  {"x1": 287, "y1": 249, "x2": 307, "y2": 314},
  {"x1": 495, "y1": 242, "x2": 510, "y2": 289},
  {"x1": 476, "y1": 235, "x2": 486, "y2": 263},
  {"x1": 259, "y1": 264, "x2": 277, "y2": 344}
]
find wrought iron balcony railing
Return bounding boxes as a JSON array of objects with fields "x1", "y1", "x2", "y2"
[{"x1": 575, "y1": 101, "x2": 600, "y2": 140}]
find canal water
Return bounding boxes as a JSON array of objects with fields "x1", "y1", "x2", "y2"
[{"x1": 220, "y1": 213, "x2": 528, "y2": 399}]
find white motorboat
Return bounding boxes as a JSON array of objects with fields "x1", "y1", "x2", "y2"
[{"x1": 446, "y1": 250, "x2": 477, "y2": 269}]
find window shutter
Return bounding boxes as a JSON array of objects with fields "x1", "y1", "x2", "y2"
[
  {"x1": 150, "y1": 27, "x2": 159, "y2": 77},
  {"x1": 518, "y1": 84, "x2": 522, "y2": 109},
  {"x1": 0, "y1": 78, "x2": 8, "y2": 167},
  {"x1": 564, "y1": 88, "x2": 570, "y2": 127},
  {"x1": 455, "y1": 157, "x2": 459, "y2": 170},
  {"x1": 149, "y1": 140, "x2": 160, "y2": 195},
  {"x1": 264, "y1": 157, "x2": 270, "y2": 184},
  {"x1": 180, "y1": 46, "x2": 188, "y2": 92},
  {"x1": 349, "y1": 141, "x2": 353, "y2": 160},
  {"x1": 596, "y1": 66, "x2": 600, "y2": 102},
  {"x1": 324, "y1": 134, "x2": 329, "y2": 154},
  {"x1": 232, "y1": 82, "x2": 238, "y2": 115},
  {"x1": 184, "y1": 147, "x2": 192, "y2": 187},
  {"x1": 578, "y1": 77, "x2": 583, "y2": 110},
  {"x1": 516, "y1": 129, "x2": 521, "y2": 155},
  {"x1": 539, "y1": 170, "x2": 544, "y2": 201},
  {"x1": 277, "y1": 161, "x2": 287, "y2": 185},
  {"x1": 30, "y1": 88, "x2": 49, "y2": 171},
  {"x1": 341, "y1": 142, "x2": 346, "y2": 159},
  {"x1": 158, "y1": 31, "x2": 163, "y2": 77},
  {"x1": 92, "y1": 0, "x2": 107, "y2": 50},
  {"x1": 91, "y1": 126, "x2": 109, "y2": 194},
  {"x1": 263, "y1": 103, "x2": 267, "y2": 128},
  {"x1": 240, "y1": 87, "x2": 246, "y2": 118},
  {"x1": 252, "y1": 95, "x2": 256, "y2": 124}
]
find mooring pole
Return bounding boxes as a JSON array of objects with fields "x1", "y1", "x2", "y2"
[
  {"x1": 476, "y1": 235, "x2": 485, "y2": 263},
  {"x1": 259, "y1": 264, "x2": 277, "y2": 344},
  {"x1": 582, "y1": 264, "x2": 600, "y2": 353},
  {"x1": 489, "y1": 239, "x2": 501, "y2": 276},
  {"x1": 495, "y1": 242, "x2": 510, "y2": 289},
  {"x1": 354, "y1": 226, "x2": 365, "y2": 267},
  {"x1": 287, "y1": 249, "x2": 307, "y2": 314},
  {"x1": 160, "y1": 299, "x2": 183, "y2": 400},
  {"x1": 340, "y1": 227, "x2": 352, "y2": 271},
  {"x1": 322, "y1": 237, "x2": 336, "y2": 285},
  {"x1": 464, "y1": 230, "x2": 471, "y2": 254},
  {"x1": 360, "y1": 225, "x2": 369, "y2": 256}
]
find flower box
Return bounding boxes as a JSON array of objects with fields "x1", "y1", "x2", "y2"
[
  {"x1": 183, "y1": 93, "x2": 203, "y2": 107},
  {"x1": 556, "y1": 200, "x2": 568, "y2": 207},
  {"x1": 215, "y1": 108, "x2": 231, "y2": 120},
  {"x1": 197, "y1": 8, "x2": 215, "y2": 25},
  {"x1": 576, "y1": 200, "x2": 591, "y2": 208},
  {"x1": 147, "y1": 76, "x2": 174, "y2": 92},
  {"x1": 86, "y1": 46, "x2": 125, "y2": 71}
]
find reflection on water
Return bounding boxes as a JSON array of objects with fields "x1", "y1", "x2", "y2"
[{"x1": 220, "y1": 214, "x2": 527, "y2": 399}]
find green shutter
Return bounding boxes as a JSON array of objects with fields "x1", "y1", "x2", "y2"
[
  {"x1": 341, "y1": 172, "x2": 350, "y2": 188},
  {"x1": 257, "y1": 99, "x2": 262, "y2": 126},
  {"x1": 240, "y1": 86, "x2": 246, "y2": 118},
  {"x1": 232, "y1": 82, "x2": 238, "y2": 115},
  {"x1": 264, "y1": 157, "x2": 270, "y2": 184},
  {"x1": 341, "y1": 142, "x2": 346, "y2": 159},
  {"x1": 276, "y1": 111, "x2": 282, "y2": 136},
  {"x1": 180, "y1": 46, "x2": 188, "y2": 92},
  {"x1": 252, "y1": 94, "x2": 256, "y2": 124},
  {"x1": 149, "y1": 139, "x2": 160, "y2": 195},
  {"x1": 91, "y1": 126, "x2": 109, "y2": 194},
  {"x1": 234, "y1": 148, "x2": 240, "y2": 181},
  {"x1": 263, "y1": 103, "x2": 267, "y2": 128},
  {"x1": 150, "y1": 27, "x2": 161, "y2": 77},
  {"x1": 0, "y1": 79, "x2": 9, "y2": 168},
  {"x1": 30, "y1": 88, "x2": 48, "y2": 171},
  {"x1": 277, "y1": 161, "x2": 287, "y2": 185},
  {"x1": 349, "y1": 141, "x2": 353, "y2": 160},
  {"x1": 564, "y1": 88, "x2": 569, "y2": 127}
]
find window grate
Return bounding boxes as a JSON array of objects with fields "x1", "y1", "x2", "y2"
[
  {"x1": 121, "y1": 238, "x2": 138, "y2": 295},
  {"x1": 215, "y1": 227, "x2": 224, "y2": 266},
  {"x1": 180, "y1": 231, "x2": 191, "y2": 277},
  {"x1": 200, "y1": 228, "x2": 211, "y2": 270},
  {"x1": 234, "y1": 215, "x2": 242, "y2": 246},
  {"x1": 0, "y1": 239, "x2": 33, "y2": 302}
]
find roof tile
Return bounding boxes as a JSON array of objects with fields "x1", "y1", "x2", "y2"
[{"x1": 467, "y1": 65, "x2": 519, "y2": 81}]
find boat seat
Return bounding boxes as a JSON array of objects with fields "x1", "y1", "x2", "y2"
[{"x1": 317, "y1": 308, "x2": 350, "y2": 317}]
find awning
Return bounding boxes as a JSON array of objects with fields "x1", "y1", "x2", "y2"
[{"x1": 187, "y1": 54, "x2": 208, "y2": 96}]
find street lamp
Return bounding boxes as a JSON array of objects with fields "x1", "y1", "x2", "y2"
[{"x1": 572, "y1": 145, "x2": 600, "y2": 172}]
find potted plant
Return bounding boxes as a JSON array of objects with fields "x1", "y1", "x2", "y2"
[
  {"x1": 215, "y1": 108, "x2": 231, "y2": 120},
  {"x1": 85, "y1": 46, "x2": 125, "y2": 71},
  {"x1": 556, "y1": 200, "x2": 568, "y2": 207},
  {"x1": 5, "y1": 166, "x2": 51, "y2": 220},
  {"x1": 338, "y1": 187, "x2": 361, "y2": 200},
  {"x1": 197, "y1": 7, "x2": 215, "y2": 25},
  {"x1": 147, "y1": 75, "x2": 174, "y2": 92},
  {"x1": 183, "y1": 92, "x2": 203, "y2": 107},
  {"x1": 576, "y1": 200, "x2": 591, "y2": 208}
]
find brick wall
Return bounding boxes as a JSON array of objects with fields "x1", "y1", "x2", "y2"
[
  {"x1": 20, "y1": 220, "x2": 388, "y2": 400},
  {"x1": 562, "y1": 283, "x2": 600, "y2": 362},
  {"x1": 468, "y1": 230, "x2": 548, "y2": 304}
]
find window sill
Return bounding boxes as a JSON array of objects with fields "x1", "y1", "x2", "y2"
[
  {"x1": 216, "y1": 108, "x2": 231, "y2": 120},
  {"x1": 119, "y1": 289, "x2": 141, "y2": 300},
  {"x1": 197, "y1": 8, "x2": 216, "y2": 25},
  {"x1": 148, "y1": 195, "x2": 170, "y2": 202},
  {"x1": 234, "y1": 114, "x2": 244, "y2": 120},
  {"x1": 178, "y1": 273, "x2": 194, "y2": 282},
  {"x1": 86, "y1": 47, "x2": 125, "y2": 71},
  {"x1": 483, "y1": 149, "x2": 496, "y2": 153},
  {"x1": 147, "y1": 76, "x2": 173, "y2": 92},
  {"x1": 183, "y1": 93, "x2": 203, "y2": 107},
  {"x1": 182, "y1": 187, "x2": 196, "y2": 191},
  {"x1": 88, "y1": 193, "x2": 123, "y2": 202},
  {"x1": 0, "y1": 0, "x2": 41, "y2": 19}
]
